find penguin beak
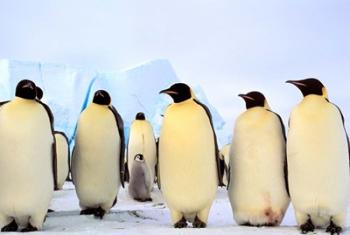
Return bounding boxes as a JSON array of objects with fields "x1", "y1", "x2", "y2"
[
  {"x1": 286, "y1": 80, "x2": 307, "y2": 87},
  {"x1": 159, "y1": 88, "x2": 178, "y2": 95},
  {"x1": 238, "y1": 94, "x2": 255, "y2": 101}
]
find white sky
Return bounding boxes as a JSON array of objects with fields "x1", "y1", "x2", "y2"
[{"x1": 0, "y1": 0, "x2": 349, "y2": 133}]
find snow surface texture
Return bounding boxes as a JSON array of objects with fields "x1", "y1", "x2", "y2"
[
  {"x1": 43, "y1": 182, "x2": 350, "y2": 234},
  {"x1": 0, "y1": 59, "x2": 227, "y2": 145}
]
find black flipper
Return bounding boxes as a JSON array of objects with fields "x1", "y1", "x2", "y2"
[
  {"x1": 54, "y1": 131, "x2": 71, "y2": 181},
  {"x1": 156, "y1": 137, "x2": 161, "y2": 190},
  {"x1": 37, "y1": 100, "x2": 58, "y2": 190},
  {"x1": 267, "y1": 110, "x2": 289, "y2": 196},
  {"x1": 227, "y1": 165, "x2": 231, "y2": 190},
  {"x1": 193, "y1": 99, "x2": 223, "y2": 186},
  {"x1": 219, "y1": 157, "x2": 226, "y2": 187},
  {"x1": 330, "y1": 101, "x2": 350, "y2": 171},
  {"x1": 71, "y1": 146, "x2": 76, "y2": 185},
  {"x1": 109, "y1": 106, "x2": 125, "y2": 188},
  {"x1": 125, "y1": 130, "x2": 130, "y2": 183}
]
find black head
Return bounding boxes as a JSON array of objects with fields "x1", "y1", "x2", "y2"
[
  {"x1": 286, "y1": 78, "x2": 327, "y2": 98},
  {"x1": 93, "y1": 90, "x2": 111, "y2": 105},
  {"x1": 159, "y1": 83, "x2": 192, "y2": 103},
  {"x1": 36, "y1": 86, "x2": 43, "y2": 100},
  {"x1": 134, "y1": 154, "x2": 144, "y2": 162},
  {"x1": 15, "y1": 79, "x2": 37, "y2": 100},
  {"x1": 135, "y1": 112, "x2": 146, "y2": 120},
  {"x1": 238, "y1": 91, "x2": 267, "y2": 109}
]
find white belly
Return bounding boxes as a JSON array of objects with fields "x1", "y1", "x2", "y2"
[
  {"x1": 229, "y1": 108, "x2": 289, "y2": 225},
  {"x1": 72, "y1": 104, "x2": 121, "y2": 208},
  {"x1": 127, "y1": 120, "x2": 157, "y2": 188},
  {"x1": 287, "y1": 97, "x2": 350, "y2": 218},
  {"x1": 55, "y1": 133, "x2": 69, "y2": 189},
  {"x1": 159, "y1": 100, "x2": 217, "y2": 213},
  {"x1": 0, "y1": 100, "x2": 54, "y2": 218}
]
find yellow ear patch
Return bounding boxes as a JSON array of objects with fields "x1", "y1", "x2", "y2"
[
  {"x1": 190, "y1": 88, "x2": 196, "y2": 99},
  {"x1": 264, "y1": 100, "x2": 271, "y2": 110},
  {"x1": 322, "y1": 87, "x2": 328, "y2": 99}
]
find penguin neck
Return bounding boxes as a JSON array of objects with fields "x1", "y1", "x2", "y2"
[
  {"x1": 301, "y1": 94, "x2": 328, "y2": 105},
  {"x1": 13, "y1": 96, "x2": 36, "y2": 104},
  {"x1": 172, "y1": 98, "x2": 194, "y2": 106},
  {"x1": 90, "y1": 102, "x2": 109, "y2": 109}
]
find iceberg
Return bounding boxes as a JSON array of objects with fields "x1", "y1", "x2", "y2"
[
  {"x1": 0, "y1": 59, "x2": 96, "y2": 143},
  {"x1": 0, "y1": 59, "x2": 226, "y2": 146}
]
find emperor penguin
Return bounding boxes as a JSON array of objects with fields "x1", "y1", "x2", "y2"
[
  {"x1": 127, "y1": 112, "x2": 157, "y2": 191},
  {"x1": 72, "y1": 90, "x2": 125, "y2": 219},
  {"x1": 286, "y1": 78, "x2": 350, "y2": 234},
  {"x1": 228, "y1": 91, "x2": 290, "y2": 227},
  {"x1": 0, "y1": 79, "x2": 57, "y2": 232},
  {"x1": 158, "y1": 83, "x2": 222, "y2": 228},
  {"x1": 128, "y1": 154, "x2": 152, "y2": 202},
  {"x1": 54, "y1": 131, "x2": 70, "y2": 190},
  {"x1": 219, "y1": 144, "x2": 231, "y2": 186}
]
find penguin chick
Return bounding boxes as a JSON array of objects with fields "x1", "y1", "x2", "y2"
[{"x1": 128, "y1": 154, "x2": 152, "y2": 202}]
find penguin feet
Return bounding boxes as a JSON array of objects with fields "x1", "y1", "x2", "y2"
[
  {"x1": 1, "y1": 220, "x2": 18, "y2": 232},
  {"x1": 300, "y1": 218, "x2": 315, "y2": 234},
  {"x1": 174, "y1": 217, "x2": 187, "y2": 228},
  {"x1": 134, "y1": 197, "x2": 152, "y2": 202},
  {"x1": 20, "y1": 224, "x2": 38, "y2": 232},
  {"x1": 193, "y1": 216, "x2": 206, "y2": 228},
  {"x1": 94, "y1": 207, "x2": 106, "y2": 219},
  {"x1": 241, "y1": 222, "x2": 253, "y2": 227},
  {"x1": 326, "y1": 221, "x2": 342, "y2": 235},
  {"x1": 80, "y1": 208, "x2": 96, "y2": 215}
]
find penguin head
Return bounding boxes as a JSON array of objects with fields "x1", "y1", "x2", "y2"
[
  {"x1": 135, "y1": 112, "x2": 146, "y2": 120},
  {"x1": 286, "y1": 78, "x2": 328, "y2": 99},
  {"x1": 15, "y1": 79, "x2": 37, "y2": 100},
  {"x1": 93, "y1": 90, "x2": 111, "y2": 105},
  {"x1": 238, "y1": 91, "x2": 269, "y2": 110},
  {"x1": 36, "y1": 86, "x2": 43, "y2": 100},
  {"x1": 134, "y1": 154, "x2": 145, "y2": 162},
  {"x1": 159, "y1": 83, "x2": 192, "y2": 103}
]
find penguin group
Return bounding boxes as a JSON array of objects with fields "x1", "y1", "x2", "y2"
[{"x1": 0, "y1": 78, "x2": 348, "y2": 235}]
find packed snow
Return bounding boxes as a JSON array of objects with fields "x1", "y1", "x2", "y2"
[{"x1": 38, "y1": 182, "x2": 350, "y2": 234}]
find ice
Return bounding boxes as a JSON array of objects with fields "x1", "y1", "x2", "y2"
[{"x1": 0, "y1": 59, "x2": 227, "y2": 145}]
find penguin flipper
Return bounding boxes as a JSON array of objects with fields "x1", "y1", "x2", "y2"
[
  {"x1": 37, "y1": 101, "x2": 58, "y2": 190},
  {"x1": 125, "y1": 130, "x2": 130, "y2": 183},
  {"x1": 109, "y1": 106, "x2": 126, "y2": 188},
  {"x1": 268, "y1": 110, "x2": 289, "y2": 196},
  {"x1": 156, "y1": 137, "x2": 161, "y2": 190},
  {"x1": 331, "y1": 102, "x2": 350, "y2": 170},
  {"x1": 227, "y1": 165, "x2": 231, "y2": 190},
  {"x1": 193, "y1": 99, "x2": 223, "y2": 186},
  {"x1": 219, "y1": 155, "x2": 226, "y2": 187},
  {"x1": 71, "y1": 146, "x2": 76, "y2": 185}
]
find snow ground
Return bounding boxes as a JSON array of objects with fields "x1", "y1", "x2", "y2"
[{"x1": 10, "y1": 182, "x2": 343, "y2": 234}]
